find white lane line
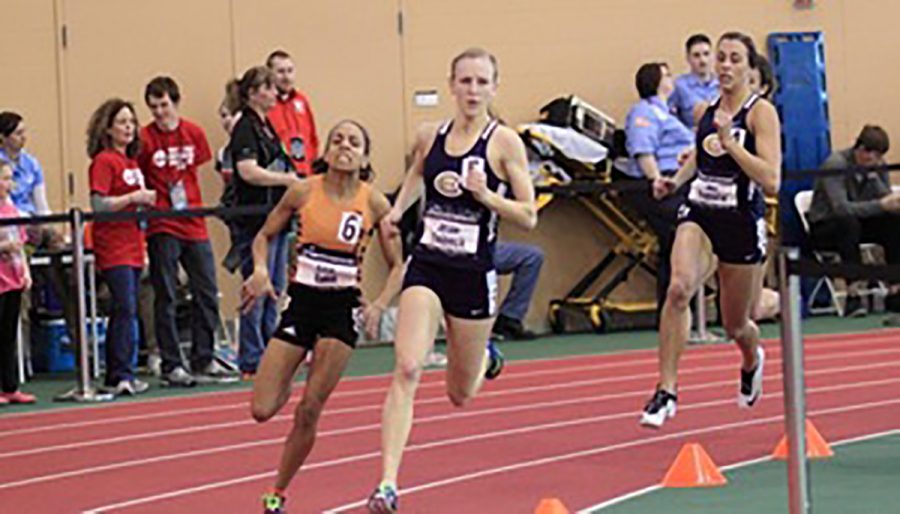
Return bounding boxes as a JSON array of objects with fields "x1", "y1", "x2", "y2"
[
  {"x1": 78, "y1": 375, "x2": 900, "y2": 513},
  {"x1": 5, "y1": 344, "x2": 898, "y2": 460},
  {"x1": 322, "y1": 398, "x2": 900, "y2": 513},
  {"x1": 7, "y1": 358, "x2": 896, "y2": 491}
]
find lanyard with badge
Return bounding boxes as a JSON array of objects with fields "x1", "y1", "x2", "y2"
[{"x1": 166, "y1": 130, "x2": 190, "y2": 211}]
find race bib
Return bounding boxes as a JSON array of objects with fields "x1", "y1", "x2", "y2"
[
  {"x1": 689, "y1": 176, "x2": 738, "y2": 209},
  {"x1": 420, "y1": 215, "x2": 480, "y2": 255},
  {"x1": 170, "y1": 180, "x2": 188, "y2": 210},
  {"x1": 294, "y1": 249, "x2": 360, "y2": 289},
  {"x1": 337, "y1": 212, "x2": 364, "y2": 245}
]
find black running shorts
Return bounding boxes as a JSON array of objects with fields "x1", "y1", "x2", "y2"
[{"x1": 272, "y1": 283, "x2": 362, "y2": 349}]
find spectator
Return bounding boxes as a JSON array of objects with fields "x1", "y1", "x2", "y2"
[
  {"x1": 215, "y1": 79, "x2": 242, "y2": 184},
  {"x1": 87, "y1": 98, "x2": 155, "y2": 396},
  {"x1": 669, "y1": 34, "x2": 719, "y2": 128},
  {"x1": 0, "y1": 159, "x2": 35, "y2": 405},
  {"x1": 266, "y1": 50, "x2": 319, "y2": 176},
  {"x1": 807, "y1": 125, "x2": 900, "y2": 317},
  {"x1": 0, "y1": 112, "x2": 75, "y2": 350},
  {"x1": 228, "y1": 66, "x2": 299, "y2": 377},
  {"x1": 138, "y1": 76, "x2": 235, "y2": 386},
  {"x1": 617, "y1": 62, "x2": 694, "y2": 322},
  {"x1": 492, "y1": 241, "x2": 544, "y2": 340}
]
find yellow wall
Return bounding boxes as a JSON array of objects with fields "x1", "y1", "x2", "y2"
[{"x1": 4, "y1": 0, "x2": 898, "y2": 328}]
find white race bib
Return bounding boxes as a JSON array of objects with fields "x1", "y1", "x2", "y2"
[
  {"x1": 293, "y1": 249, "x2": 359, "y2": 289},
  {"x1": 689, "y1": 176, "x2": 738, "y2": 209},
  {"x1": 420, "y1": 215, "x2": 480, "y2": 255}
]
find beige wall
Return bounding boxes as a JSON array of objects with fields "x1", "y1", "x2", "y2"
[
  {"x1": 0, "y1": 0, "x2": 65, "y2": 211},
  {"x1": 5, "y1": 0, "x2": 899, "y2": 328}
]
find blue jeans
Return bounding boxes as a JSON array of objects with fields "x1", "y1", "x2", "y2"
[
  {"x1": 102, "y1": 266, "x2": 141, "y2": 386},
  {"x1": 148, "y1": 235, "x2": 220, "y2": 374},
  {"x1": 238, "y1": 230, "x2": 288, "y2": 373},
  {"x1": 494, "y1": 242, "x2": 544, "y2": 321}
]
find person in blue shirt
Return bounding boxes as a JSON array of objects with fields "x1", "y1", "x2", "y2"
[
  {"x1": 616, "y1": 62, "x2": 694, "y2": 323},
  {"x1": 668, "y1": 34, "x2": 720, "y2": 128},
  {"x1": 0, "y1": 112, "x2": 50, "y2": 217},
  {"x1": 0, "y1": 111, "x2": 75, "y2": 358}
]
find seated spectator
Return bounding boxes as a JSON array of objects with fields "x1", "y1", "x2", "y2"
[
  {"x1": 138, "y1": 76, "x2": 235, "y2": 386},
  {"x1": 668, "y1": 34, "x2": 719, "y2": 128},
  {"x1": 87, "y1": 98, "x2": 156, "y2": 396},
  {"x1": 0, "y1": 159, "x2": 35, "y2": 405},
  {"x1": 807, "y1": 125, "x2": 900, "y2": 317},
  {"x1": 616, "y1": 62, "x2": 694, "y2": 322},
  {"x1": 493, "y1": 241, "x2": 544, "y2": 340}
]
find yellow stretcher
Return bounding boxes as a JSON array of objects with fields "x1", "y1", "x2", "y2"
[{"x1": 521, "y1": 125, "x2": 661, "y2": 333}]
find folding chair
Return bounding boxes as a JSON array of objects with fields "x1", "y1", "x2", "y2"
[{"x1": 794, "y1": 190, "x2": 888, "y2": 316}]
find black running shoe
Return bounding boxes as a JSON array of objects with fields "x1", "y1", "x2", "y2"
[
  {"x1": 485, "y1": 340, "x2": 505, "y2": 380},
  {"x1": 640, "y1": 388, "x2": 678, "y2": 428}
]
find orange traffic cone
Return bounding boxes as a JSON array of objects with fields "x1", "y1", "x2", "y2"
[
  {"x1": 772, "y1": 419, "x2": 833, "y2": 459},
  {"x1": 534, "y1": 497, "x2": 569, "y2": 514},
  {"x1": 661, "y1": 443, "x2": 727, "y2": 487}
]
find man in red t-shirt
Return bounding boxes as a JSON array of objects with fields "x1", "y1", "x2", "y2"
[
  {"x1": 266, "y1": 50, "x2": 319, "y2": 176},
  {"x1": 139, "y1": 76, "x2": 235, "y2": 387}
]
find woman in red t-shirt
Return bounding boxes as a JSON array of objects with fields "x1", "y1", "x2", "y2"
[{"x1": 86, "y1": 99, "x2": 156, "y2": 396}]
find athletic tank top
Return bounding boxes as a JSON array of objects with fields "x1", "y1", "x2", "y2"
[
  {"x1": 412, "y1": 119, "x2": 507, "y2": 271},
  {"x1": 690, "y1": 94, "x2": 765, "y2": 217},
  {"x1": 293, "y1": 175, "x2": 374, "y2": 289}
]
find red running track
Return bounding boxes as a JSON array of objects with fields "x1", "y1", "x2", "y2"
[{"x1": 1, "y1": 330, "x2": 899, "y2": 513}]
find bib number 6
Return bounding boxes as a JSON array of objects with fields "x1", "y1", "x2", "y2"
[{"x1": 338, "y1": 212, "x2": 364, "y2": 244}]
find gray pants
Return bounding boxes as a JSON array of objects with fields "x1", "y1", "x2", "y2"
[{"x1": 148, "y1": 234, "x2": 220, "y2": 374}]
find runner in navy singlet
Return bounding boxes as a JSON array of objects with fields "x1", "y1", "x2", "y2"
[
  {"x1": 640, "y1": 32, "x2": 782, "y2": 429},
  {"x1": 367, "y1": 48, "x2": 536, "y2": 512}
]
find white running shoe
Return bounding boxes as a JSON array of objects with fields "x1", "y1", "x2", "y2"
[{"x1": 738, "y1": 345, "x2": 765, "y2": 408}]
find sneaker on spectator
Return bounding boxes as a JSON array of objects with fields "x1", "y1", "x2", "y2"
[
  {"x1": 194, "y1": 360, "x2": 240, "y2": 384},
  {"x1": 0, "y1": 391, "x2": 37, "y2": 404},
  {"x1": 492, "y1": 314, "x2": 537, "y2": 340},
  {"x1": 0, "y1": 395, "x2": 9, "y2": 406},
  {"x1": 115, "y1": 378, "x2": 149, "y2": 396},
  {"x1": 162, "y1": 367, "x2": 197, "y2": 388},
  {"x1": 423, "y1": 350, "x2": 447, "y2": 368},
  {"x1": 146, "y1": 353, "x2": 162, "y2": 377}
]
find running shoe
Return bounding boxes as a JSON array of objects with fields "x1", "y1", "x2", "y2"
[
  {"x1": 738, "y1": 345, "x2": 765, "y2": 408},
  {"x1": 640, "y1": 388, "x2": 678, "y2": 428},
  {"x1": 367, "y1": 483, "x2": 398, "y2": 513},
  {"x1": 115, "y1": 378, "x2": 150, "y2": 396},
  {"x1": 261, "y1": 492, "x2": 286, "y2": 514},
  {"x1": 161, "y1": 367, "x2": 197, "y2": 388},
  {"x1": 485, "y1": 340, "x2": 505, "y2": 380}
]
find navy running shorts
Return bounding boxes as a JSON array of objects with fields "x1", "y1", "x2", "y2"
[
  {"x1": 402, "y1": 257, "x2": 498, "y2": 319},
  {"x1": 677, "y1": 203, "x2": 767, "y2": 265}
]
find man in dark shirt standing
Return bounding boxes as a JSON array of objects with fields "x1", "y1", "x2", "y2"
[{"x1": 807, "y1": 125, "x2": 900, "y2": 317}]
